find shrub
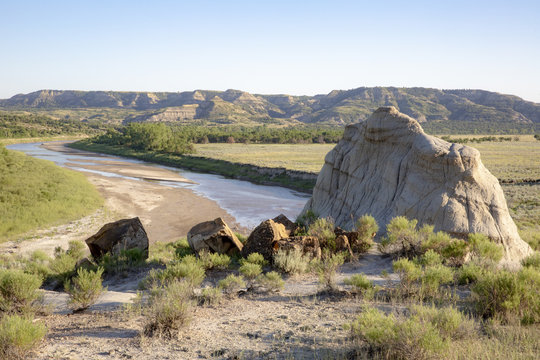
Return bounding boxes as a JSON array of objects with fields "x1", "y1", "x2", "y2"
[
  {"x1": 23, "y1": 251, "x2": 51, "y2": 281},
  {"x1": 393, "y1": 257, "x2": 453, "y2": 300},
  {"x1": 199, "y1": 287, "x2": 223, "y2": 306},
  {"x1": 308, "y1": 217, "x2": 336, "y2": 250},
  {"x1": 174, "y1": 238, "x2": 194, "y2": 259},
  {"x1": 143, "y1": 280, "x2": 194, "y2": 338},
  {"x1": 313, "y1": 251, "x2": 345, "y2": 291},
  {"x1": 348, "y1": 305, "x2": 476, "y2": 359},
  {"x1": 240, "y1": 253, "x2": 268, "y2": 267},
  {"x1": 0, "y1": 270, "x2": 42, "y2": 314},
  {"x1": 64, "y1": 267, "x2": 106, "y2": 311},
  {"x1": 354, "y1": 215, "x2": 378, "y2": 253},
  {"x1": 239, "y1": 263, "x2": 262, "y2": 283},
  {"x1": 256, "y1": 271, "x2": 284, "y2": 292},
  {"x1": 440, "y1": 239, "x2": 469, "y2": 266},
  {"x1": 420, "y1": 265, "x2": 454, "y2": 299},
  {"x1": 468, "y1": 233, "x2": 503, "y2": 263},
  {"x1": 218, "y1": 275, "x2": 246, "y2": 297},
  {"x1": 522, "y1": 253, "x2": 540, "y2": 269},
  {"x1": 48, "y1": 253, "x2": 77, "y2": 285},
  {"x1": 472, "y1": 267, "x2": 540, "y2": 324},
  {"x1": 66, "y1": 241, "x2": 86, "y2": 262},
  {"x1": 457, "y1": 262, "x2": 484, "y2": 285},
  {"x1": 273, "y1": 248, "x2": 312, "y2": 275},
  {"x1": 418, "y1": 249, "x2": 443, "y2": 267},
  {"x1": 393, "y1": 258, "x2": 422, "y2": 294},
  {"x1": 344, "y1": 274, "x2": 374, "y2": 298},
  {"x1": 380, "y1": 217, "x2": 421, "y2": 258},
  {"x1": 199, "y1": 251, "x2": 230, "y2": 270},
  {"x1": 296, "y1": 210, "x2": 318, "y2": 228},
  {"x1": 99, "y1": 248, "x2": 146, "y2": 274},
  {"x1": 147, "y1": 257, "x2": 205, "y2": 289},
  {"x1": 0, "y1": 315, "x2": 46, "y2": 360}
]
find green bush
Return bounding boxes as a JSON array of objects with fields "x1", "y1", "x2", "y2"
[
  {"x1": 256, "y1": 271, "x2": 284, "y2": 292},
  {"x1": 64, "y1": 267, "x2": 106, "y2": 311},
  {"x1": 144, "y1": 257, "x2": 205, "y2": 289},
  {"x1": 344, "y1": 273, "x2": 374, "y2": 298},
  {"x1": 468, "y1": 233, "x2": 503, "y2": 263},
  {"x1": 240, "y1": 252, "x2": 268, "y2": 267},
  {"x1": 354, "y1": 215, "x2": 378, "y2": 253},
  {"x1": 239, "y1": 263, "x2": 262, "y2": 281},
  {"x1": 393, "y1": 258, "x2": 422, "y2": 294},
  {"x1": 457, "y1": 262, "x2": 485, "y2": 285},
  {"x1": 313, "y1": 251, "x2": 345, "y2": 291},
  {"x1": 347, "y1": 305, "x2": 476, "y2": 359},
  {"x1": 380, "y1": 217, "x2": 421, "y2": 258},
  {"x1": 522, "y1": 253, "x2": 540, "y2": 269},
  {"x1": 273, "y1": 248, "x2": 312, "y2": 275},
  {"x1": 296, "y1": 209, "x2": 318, "y2": 228},
  {"x1": 99, "y1": 248, "x2": 146, "y2": 274},
  {"x1": 23, "y1": 251, "x2": 51, "y2": 281},
  {"x1": 420, "y1": 264, "x2": 454, "y2": 299},
  {"x1": 174, "y1": 238, "x2": 194, "y2": 259},
  {"x1": 393, "y1": 256, "x2": 453, "y2": 300},
  {"x1": 0, "y1": 315, "x2": 46, "y2": 360},
  {"x1": 198, "y1": 250, "x2": 231, "y2": 270},
  {"x1": 218, "y1": 274, "x2": 246, "y2": 297},
  {"x1": 66, "y1": 241, "x2": 86, "y2": 263},
  {"x1": 0, "y1": 270, "x2": 42, "y2": 314},
  {"x1": 472, "y1": 267, "x2": 540, "y2": 324},
  {"x1": 308, "y1": 217, "x2": 336, "y2": 250},
  {"x1": 418, "y1": 249, "x2": 443, "y2": 267},
  {"x1": 199, "y1": 287, "x2": 223, "y2": 306},
  {"x1": 143, "y1": 280, "x2": 194, "y2": 338},
  {"x1": 422, "y1": 231, "x2": 468, "y2": 265}
]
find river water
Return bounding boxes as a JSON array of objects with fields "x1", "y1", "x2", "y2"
[{"x1": 7, "y1": 142, "x2": 311, "y2": 229}]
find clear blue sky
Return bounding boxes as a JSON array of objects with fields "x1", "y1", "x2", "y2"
[{"x1": 1, "y1": 0, "x2": 539, "y2": 102}]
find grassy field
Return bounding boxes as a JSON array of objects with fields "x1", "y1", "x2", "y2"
[
  {"x1": 195, "y1": 143, "x2": 334, "y2": 173},
  {"x1": 0, "y1": 145, "x2": 103, "y2": 241},
  {"x1": 195, "y1": 136, "x2": 540, "y2": 181}
]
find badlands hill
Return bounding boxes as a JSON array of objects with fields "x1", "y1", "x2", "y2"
[{"x1": 1, "y1": 87, "x2": 539, "y2": 127}]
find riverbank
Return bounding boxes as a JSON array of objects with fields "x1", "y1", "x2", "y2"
[
  {"x1": 68, "y1": 140, "x2": 317, "y2": 193},
  {"x1": 0, "y1": 144, "x2": 103, "y2": 241}
]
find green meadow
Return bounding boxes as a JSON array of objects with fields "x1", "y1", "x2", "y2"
[{"x1": 0, "y1": 145, "x2": 103, "y2": 241}]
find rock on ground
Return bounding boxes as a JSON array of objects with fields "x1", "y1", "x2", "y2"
[
  {"x1": 85, "y1": 217, "x2": 149, "y2": 260},
  {"x1": 187, "y1": 217, "x2": 243, "y2": 255}
]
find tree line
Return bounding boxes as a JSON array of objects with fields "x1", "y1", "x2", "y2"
[{"x1": 0, "y1": 112, "x2": 108, "y2": 138}]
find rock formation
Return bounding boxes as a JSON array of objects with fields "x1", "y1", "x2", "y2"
[
  {"x1": 242, "y1": 214, "x2": 297, "y2": 261},
  {"x1": 85, "y1": 217, "x2": 149, "y2": 260},
  {"x1": 187, "y1": 218, "x2": 243, "y2": 255},
  {"x1": 302, "y1": 107, "x2": 532, "y2": 264}
]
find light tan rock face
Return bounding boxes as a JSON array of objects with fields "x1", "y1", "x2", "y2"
[{"x1": 303, "y1": 107, "x2": 532, "y2": 264}]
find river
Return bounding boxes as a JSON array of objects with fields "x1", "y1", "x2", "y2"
[{"x1": 7, "y1": 142, "x2": 311, "y2": 229}]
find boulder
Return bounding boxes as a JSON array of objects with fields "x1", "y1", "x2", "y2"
[
  {"x1": 273, "y1": 236, "x2": 321, "y2": 259},
  {"x1": 187, "y1": 217, "x2": 243, "y2": 255},
  {"x1": 334, "y1": 234, "x2": 354, "y2": 258},
  {"x1": 85, "y1": 217, "x2": 149, "y2": 260},
  {"x1": 242, "y1": 215, "x2": 296, "y2": 261},
  {"x1": 302, "y1": 106, "x2": 532, "y2": 265}
]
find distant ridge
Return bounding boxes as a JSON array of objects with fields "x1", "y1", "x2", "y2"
[{"x1": 1, "y1": 87, "x2": 539, "y2": 126}]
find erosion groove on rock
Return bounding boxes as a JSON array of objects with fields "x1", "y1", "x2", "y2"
[{"x1": 302, "y1": 106, "x2": 532, "y2": 264}]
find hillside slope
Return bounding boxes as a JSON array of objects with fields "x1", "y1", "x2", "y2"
[{"x1": 1, "y1": 87, "x2": 539, "y2": 127}]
